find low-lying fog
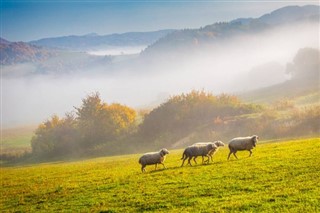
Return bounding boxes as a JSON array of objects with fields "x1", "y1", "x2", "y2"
[
  {"x1": 2, "y1": 22, "x2": 319, "y2": 127},
  {"x1": 87, "y1": 45, "x2": 147, "y2": 56}
]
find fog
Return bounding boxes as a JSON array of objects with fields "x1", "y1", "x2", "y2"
[
  {"x1": 2, "y1": 22, "x2": 319, "y2": 127},
  {"x1": 87, "y1": 46, "x2": 147, "y2": 56}
]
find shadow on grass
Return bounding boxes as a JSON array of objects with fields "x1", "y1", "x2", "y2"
[{"x1": 140, "y1": 160, "x2": 229, "y2": 174}]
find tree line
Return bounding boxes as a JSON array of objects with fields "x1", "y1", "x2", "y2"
[{"x1": 29, "y1": 89, "x2": 319, "y2": 160}]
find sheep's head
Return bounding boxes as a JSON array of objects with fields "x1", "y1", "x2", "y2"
[
  {"x1": 215, "y1": 141, "x2": 225, "y2": 147},
  {"x1": 160, "y1": 148, "x2": 169, "y2": 156},
  {"x1": 208, "y1": 143, "x2": 218, "y2": 150},
  {"x1": 252, "y1": 135, "x2": 259, "y2": 147}
]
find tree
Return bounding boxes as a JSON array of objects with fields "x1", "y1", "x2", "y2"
[
  {"x1": 31, "y1": 92, "x2": 137, "y2": 158},
  {"x1": 75, "y1": 92, "x2": 137, "y2": 148},
  {"x1": 138, "y1": 90, "x2": 258, "y2": 144},
  {"x1": 31, "y1": 113, "x2": 78, "y2": 157}
]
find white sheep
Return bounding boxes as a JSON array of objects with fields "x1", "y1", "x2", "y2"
[
  {"x1": 227, "y1": 135, "x2": 259, "y2": 160},
  {"x1": 192, "y1": 141, "x2": 225, "y2": 163},
  {"x1": 181, "y1": 143, "x2": 217, "y2": 167},
  {"x1": 138, "y1": 148, "x2": 170, "y2": 173}
]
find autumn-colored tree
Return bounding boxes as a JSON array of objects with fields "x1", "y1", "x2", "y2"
[
  {"x1": 75, "y1": 92, "x2": 137, "y2": 148},
  {"x1": 31, "y1": 113, "x2": 78, "y2": 157},
  {"x1": 138, "y1": 90, "x2": 259, "y2": 145},
  {"x1": 31, "y1": 92, "x2": 137, "y2": 158}
]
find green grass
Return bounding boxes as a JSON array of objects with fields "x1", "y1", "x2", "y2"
[
  {"x1": 1, "y1": 126, "x2": 34, "y2": 155},
  {"x1": 1, "y1": 138, "x2": 320, "y2": 212}
]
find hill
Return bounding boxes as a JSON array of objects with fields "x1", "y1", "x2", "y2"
[
  {"x1": 0, "y1": 38, "x2": 56, "y2": 65},
  {"x1": 142, "y1": 5, "x2": 319, "y2": 56},
  {"x1": 240, "y1": 47, "x2": 320, "y2": 105},
  {"x1": 29, "y1": 29, "x2": 175, "y2": 51},
  {"x1": 1, "y1": 30, "x2": 174, "y2": 75},
  {"x1": 240, "y1": 79, "x2": 320, "y2": 105},
  {"x1": 1, "y1": 138, "x2": 319, "y2": 212},
  {"x1": 0, "y1": 37, "x2": 115, "y2": 76}
]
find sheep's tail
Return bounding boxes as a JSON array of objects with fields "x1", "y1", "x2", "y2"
[{"x1": 138, "y1": 158, "x2": 142, "y2": 164}]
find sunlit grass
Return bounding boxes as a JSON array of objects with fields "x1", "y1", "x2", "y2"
[{"x1": 1, "y1": 138, "x2": 320, "y2": 212}]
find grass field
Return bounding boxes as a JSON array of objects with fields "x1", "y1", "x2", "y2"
[
  {"x1": 1, "y1": 126, "x2": 34, "y2": 152},
  {"x1": 1, "y1": 138, "x2": 320, "y2": 212}
]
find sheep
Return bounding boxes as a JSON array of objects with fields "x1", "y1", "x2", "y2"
[
  {"x1": 138, "y1": 148, "x2": 170, "y2": 173},
  {"x1": 227, "y1": 135, "x2": 259, "y2": 160},
  {"x1": 181, "y1": 143, "x2": 217, "y2": 167},
  {"x1": 192, "y1": 141, "x2": 225, "y2": 163}
]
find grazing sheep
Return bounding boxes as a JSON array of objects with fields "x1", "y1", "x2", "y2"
[
  {"x1": 192, "y1": 141, "x2": 225, "y2": 163},
  {"x1": 181, "y1": 143, "x2": 217, "y2": 167},
  {"x1": 139, "y1": 148, "x2": 169, "y2": 173},
  {"x1": 227, "y1": 135, "x2": 259, "y2": 160}
]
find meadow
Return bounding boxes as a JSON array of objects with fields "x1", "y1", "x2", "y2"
[
  {"x1": 1, "y1": 138, "x2": 320, "y2": 212},
  {"x1": 1, "y1": 126, "x2": 33, "y2": 162},
  {"x1": 1, "y1": 126, "x2": 34, "y2": 149}
]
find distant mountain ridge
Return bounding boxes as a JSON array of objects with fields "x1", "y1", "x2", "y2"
[
  {"x1": 143, "y1": 5, "x2": 319, "y2": 55},
  {"x1": 232, "y1": 5, "x2": 319, "y2": 25},
  {"x1": 29, "y1": 29, "x2": 175, "y2": 51}
]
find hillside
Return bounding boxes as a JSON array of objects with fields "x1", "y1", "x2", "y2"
[
  {"x1": 240, "y1": 79, "x2": 320, "y2": 105},
  {"x1": 0, "y1": 38, "x2": 56, "y2": 65},
  {"x1": 142, "y1": 5, "x2": 319, "y2": 56},
  {"x1": 0, "y1": 37, "x2": 115, "y2": 76},
  {"x1": 29, "y1": 29, "x2": 175, "y2": 51},
  {"x1": 1, "y1": 138, "x2": 319, "y2": 212},
  {"x1": 240, "y1": 47, "x2": 320, "y2": 105}
]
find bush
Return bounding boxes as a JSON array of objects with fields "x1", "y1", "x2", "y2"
[{"x1": 31, "y1": 92, "x2": 137, "y2": 159}]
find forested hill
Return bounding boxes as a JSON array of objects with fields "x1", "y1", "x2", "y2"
[
  {"x1": 142, "y1": 5, "x2": 319, "y2": 56},
  {"x1": 0, "y1": 38, "x2": 56, "y2": 65},
  {"x1": 29, "y1": 29, "x2": 175, "y2": 51}
]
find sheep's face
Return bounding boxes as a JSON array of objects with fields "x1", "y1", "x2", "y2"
[
  {"x1": 215, "y1": 141, "x2": 225, "y2": 147},
  {"x1": 161, "y1": 148, "x2": 169, "y2": 155},
  {"x1": 252, "y1": 135, "x2": 259, "y2": 147}
]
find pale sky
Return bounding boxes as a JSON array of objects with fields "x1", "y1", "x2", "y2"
[{"x1": 1, "y1": 0, "x2": 317, "y2": 42}]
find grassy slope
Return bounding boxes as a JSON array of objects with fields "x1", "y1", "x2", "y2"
[
  {"x1": 1, "y1": 126, "x2": 34, "y2": 153},
  {"x1": 1, "y1": 138, "x2": 319, "y2": 212},
  {"x1": 239, "y1": 80, "x2": 320, "y2": 105}
]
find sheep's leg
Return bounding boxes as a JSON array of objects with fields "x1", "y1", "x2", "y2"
[
  {"x1": 160, "y1": 163, "x2": 166, "y2": 169},
  {"x1": 233, "y1": 152, "x2": 238, "y2": 159},
  {"x1": 188, "y1": 157, "x2": 193, "y2": 166},
  {"x1": 181, "y1": 157, "x2": 187, "y2": 167},
  {"x1": 206, "y1": 155, "x2": 211, "y2": 164},
  {"x1": 193, "y1": 157, "x2": 198, "y2": 164},
  {"x1": 210, "y1": 154, "x2": 214, "y2": 163},
  {"x1": 248, "y1": 150, "x2": 253, "y2": 157},
  {"x1": 228, "y1": 151, "x2": 232, "y2": 160},
  {"x1": 155, "y1": 164, "x2": 158, "y2": 170},
  {"x1": 141, "y1": 165, "x2": 146, "y2": 173}
]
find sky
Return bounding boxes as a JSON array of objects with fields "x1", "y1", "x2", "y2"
[{"x1": 1, "y1": 0, "x2": 318, "y2": 42}]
